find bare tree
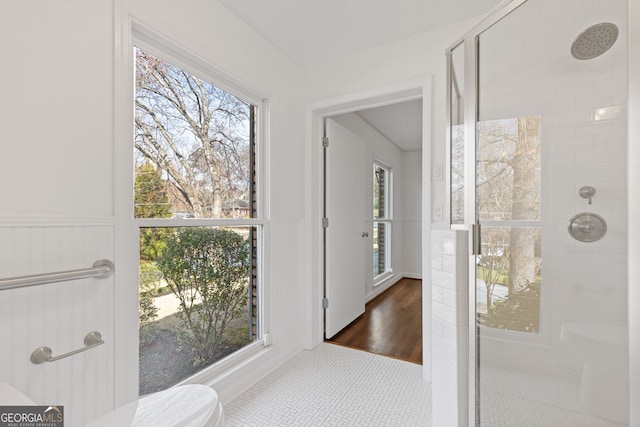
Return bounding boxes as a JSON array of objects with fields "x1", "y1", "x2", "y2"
[
  {"x1": 476, "y1": 116, "x2": 541, "y2": 319},
  {"x1": 508, "y1": 117, "x2": 540, "y2": 293},
  {"x1": 134, "y1": 49, "x2": 251, "y2": 218}
]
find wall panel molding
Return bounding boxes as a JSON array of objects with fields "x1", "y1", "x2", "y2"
[
  {"x1": 0, "y1": 217, "x2": 116, "y2": 228},
  {"x1": 0, "y1": 224, "x2": 115, "y2": 426}
]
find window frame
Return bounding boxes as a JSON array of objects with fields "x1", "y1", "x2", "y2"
[
  {"x1": 131, "y1": 33, "x2": 269, "y2": 388},
  {"x1": 372, "y1": 161, "x2": 393, "y2": 283}
]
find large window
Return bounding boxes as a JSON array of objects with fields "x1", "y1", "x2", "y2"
[
  {"x1": 134, "y1": 47, "x2": 262, "y2": 395},
  {"x1": 373, "y1": 163, "x2": 392, "y2": 281}
]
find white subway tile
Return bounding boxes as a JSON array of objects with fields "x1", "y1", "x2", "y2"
[
  {"x1": 443, "y1": 288, "x2": 456, "y2": 308},
  {"x1": 432, "y1": 269, "x2": 455, "y2": 289},
  {"x1": 432, "y1": 285, "x2": 444, "y2": 305},
  {"x1": 433, "y1": 334, "x2": 457, "y2": 361},
  {"x1": 575, "y1": 91, "x2": 613, "y2": 109},
  {"x1": 442, "y1": 254, "x2": 456, "y2": 273},
  {"x1": 433, "y1": 300, "x2": 456, "y2": 325}
]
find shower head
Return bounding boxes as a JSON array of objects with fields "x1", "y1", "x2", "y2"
[{"x1": 571, "y1": 22, "x2": 619, "y2": 60}]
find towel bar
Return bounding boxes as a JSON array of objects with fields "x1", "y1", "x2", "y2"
[
  {"x1": 30, "y1": 331, "x2": 104, "y2": 364},
  {"x1": 0, "y1": 259, "x2": 114, "y2": 291}
]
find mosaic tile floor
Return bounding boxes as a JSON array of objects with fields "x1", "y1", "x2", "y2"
[
  {"x1": 224, "y1": 343, "x2": 432, "y2": 426},
  {"x1": 479, "y1": 366, "x2": 627, "y2": 427},
  {"x1": 225, "y1": 343, "x2": 625, "y2": 426}
]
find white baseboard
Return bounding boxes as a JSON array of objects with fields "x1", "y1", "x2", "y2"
[{"x1": 366, "y1": 272, "x2": 422, "y2": 302}]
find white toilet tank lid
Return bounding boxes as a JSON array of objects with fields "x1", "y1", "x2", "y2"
[
  {"x1": 0, "y1": 383, "x2": 36, "y2": 405},
  {"x1": 88, "y1": 384, "x2": 220, "y2": 427}
]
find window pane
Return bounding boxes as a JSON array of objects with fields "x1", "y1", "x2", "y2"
[
  {"x1": 373, "y1": 222, "x2": 388, "y2": 277},
  {"x1": 476, "y1": 226, "x2": 541, "y2": 333},
  {"x1": 134, "y1": 48, "x2": 255, "y2": 219},
  {"x1": 373, "y1": 165, "x2": 387, "y2": 219},
  {"x1": 139, "y1": 226, "x2": 259, "y2": 395}
]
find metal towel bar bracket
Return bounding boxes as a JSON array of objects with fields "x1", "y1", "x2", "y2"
[
  {"x1": 0, "y1": 259, "x2": 114, "y2": 291},
  {"x1": 31, "y1": 331, "x2": 104, "y2": 364}
]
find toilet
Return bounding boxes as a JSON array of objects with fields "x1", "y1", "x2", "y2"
[
  {"x1": 0, "y1": 383, "x2": 223, "y2": 427},
  {"x1": 0, "y1": 382, "x2": 35, "y2": 405},
  {"x1": 560, "y1": 322, "x2": 628, "y2": 424}
]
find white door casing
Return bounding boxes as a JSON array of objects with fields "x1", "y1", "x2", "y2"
[{"x1": 324, "y1": 118, "x2": 367, "y2": 338}]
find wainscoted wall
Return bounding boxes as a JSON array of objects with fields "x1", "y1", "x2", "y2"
[
  {"x1": 0, "y1": 220, "x2": 115, "y2": 427},
  {"x1": 431, "y1": 229, "x2": 468, "y2": 427}
]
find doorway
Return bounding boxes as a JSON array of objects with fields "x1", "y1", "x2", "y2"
[
  {"x1": 305, "y1": 79, "x2": 433, "y2": 380},
  {"x1": 322, "y1": 98, "x2": 424, "y2": 357}
]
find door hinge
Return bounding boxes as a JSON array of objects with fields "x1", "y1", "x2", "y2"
[
  {"x1": 322, "y1": 298, "x2": 329, "y2": 309},
  {"x1": 322, "y1": 217, "x2": 329, "y2": 228},
  {"x1": 322, "y1": 136, "x2": 329, "y2": 148}
]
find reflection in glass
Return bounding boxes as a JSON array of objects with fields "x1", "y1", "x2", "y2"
[
  {"x1": 477, "y1": 227, "x2": 541, "y2": 333},
  {"x1": 476, "y1": 117, "x2": 541, "y2": 222},
  {"x1": 450, "y1": 44, "x2": 465, "y2": 224}
]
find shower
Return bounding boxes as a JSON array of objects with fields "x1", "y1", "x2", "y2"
[
  {"x1": 571, "y1": 22, "x2": 619, "y2": 60},
  {"x1": 446, "y1": 0, "x2": 628, "y2": 425}
]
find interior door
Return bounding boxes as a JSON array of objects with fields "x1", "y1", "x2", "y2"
[{"x1": 324, "y1": 117, "x2": 366, "y2": 338}]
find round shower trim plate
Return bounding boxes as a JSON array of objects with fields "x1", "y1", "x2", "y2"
[{"x1": 568, "y1": 212, "x2": 607, "y2": 243}]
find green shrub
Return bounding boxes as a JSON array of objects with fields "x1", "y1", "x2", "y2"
[
  {"x1": 157, "y1": 227, "x2": 250, "y2": 366},
  {"x1": 139, "y1": 291, "x2": 159, "y2": 346}
]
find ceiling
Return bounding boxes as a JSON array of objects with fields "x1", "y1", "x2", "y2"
[
  {"x1": 218, "y1": 0, "x2": 501, "y2": 67},
  {"x1": 357, "y1": 99, "x2": 423, "y2": 152},
  {"x1": 218, "y1": 0, "x2": 501, "y2": 151}
]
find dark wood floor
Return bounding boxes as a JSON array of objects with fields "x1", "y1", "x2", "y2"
[{"x1": 327, "y1": 278, "x2": 422, "y2": 365}]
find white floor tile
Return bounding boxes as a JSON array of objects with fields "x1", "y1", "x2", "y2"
[{"x1": 224, "y1": 343, "x2": 432, "y2": 426}]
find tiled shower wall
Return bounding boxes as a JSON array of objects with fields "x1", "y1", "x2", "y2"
[{"x1": 431, "y1": 229, "x2": 468, "y2": 426}]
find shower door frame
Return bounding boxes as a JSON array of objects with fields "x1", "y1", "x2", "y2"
[{"x1": 445, "y1": 1, "x2": 531, "y2": 425}]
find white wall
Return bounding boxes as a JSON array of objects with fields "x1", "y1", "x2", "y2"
[
  {"x1": 402, "y1": 151, "x2": 423, "y2": 276},
  {"x1": 0, "y1": 2, "x2": 116, "y2": 425},
  {"x1": 0, "y1": 1, "x2": 113, "y2": 217}
]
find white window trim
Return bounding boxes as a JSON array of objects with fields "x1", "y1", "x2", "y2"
[
  {"x1": 114, "y1": 9, "x2": 271, "y2": 404},
  {"x1": 373, "y1": 161, "x2": 392, "y2": 285}
]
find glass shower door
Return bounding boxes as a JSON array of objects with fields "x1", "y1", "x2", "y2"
[{"x1": 468, "y1": 0, "x2": 629, "y2": 425}]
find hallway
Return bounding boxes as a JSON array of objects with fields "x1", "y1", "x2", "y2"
[{"x1": 327, "y1": 278, "x2": 422, "y2": 364}]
